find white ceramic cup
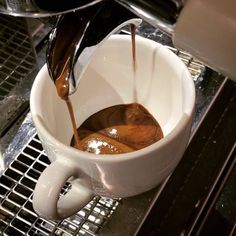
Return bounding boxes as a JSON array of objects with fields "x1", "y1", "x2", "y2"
[{"x1": 30, "y1": 35, "x2": 195, "y2": 220}]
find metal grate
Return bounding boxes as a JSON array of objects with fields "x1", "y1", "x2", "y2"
[
  {"x1": 166, "y1": 46, "x2": 205, "y2": 81},
  {"x1": 0, "y1": 15, "x2": 38, "y2": 138},
  {"x1": 0, "y1": 15, "x2": 37, "y2": 99},
  {"x1": 0, "y1": 134, "x2": 119, "y2": 236}
]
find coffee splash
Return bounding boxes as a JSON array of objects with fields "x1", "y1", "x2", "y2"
[{"x1": 53, "y1": 24, "x2": 163, "y2": 155}]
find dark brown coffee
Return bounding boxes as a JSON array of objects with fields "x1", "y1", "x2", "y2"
[{"x1": 71, "y1": 103, "x2": 163, "y2": 154}]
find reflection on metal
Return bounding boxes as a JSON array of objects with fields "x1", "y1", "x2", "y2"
[{"x1": 0, "y1": 0, "x2": 103, "y2": 17}]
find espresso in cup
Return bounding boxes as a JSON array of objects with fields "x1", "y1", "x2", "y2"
[{"x1": 71, "y1": 103, "x2": 163, "y2": 154}]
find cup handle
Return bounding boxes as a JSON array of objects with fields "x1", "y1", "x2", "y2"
[{"x1": 33, "y1": 160, "x2": 93, "y2": 220}]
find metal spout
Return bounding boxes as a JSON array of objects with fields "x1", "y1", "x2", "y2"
[
  {"x1": 116, "y1": 0, "x2": 183, "y2": 35},
  {"x1": 47, "y1": 0, "x2": 141, "y2": 97}
]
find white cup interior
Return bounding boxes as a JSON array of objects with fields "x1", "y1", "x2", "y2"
[{"x1": 32, "y1": 35, "x2": 194, "y2": 151}]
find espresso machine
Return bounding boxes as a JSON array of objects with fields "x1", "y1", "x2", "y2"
[{"x1": 0, "y1": 0, "x2": 235, "y2": 235}]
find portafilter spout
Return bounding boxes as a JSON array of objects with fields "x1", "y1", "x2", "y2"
[{"x1": 47, "y1": 0, "x2": 141, "y2": 97}]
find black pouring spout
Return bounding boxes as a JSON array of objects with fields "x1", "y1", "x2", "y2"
[{"x1": 47, "y1": 0, "x2": 141, "y2": 96}]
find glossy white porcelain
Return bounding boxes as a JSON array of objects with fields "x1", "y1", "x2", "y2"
[{"x1": 30, "y1": 35, "x2": 195, "y2": 220}]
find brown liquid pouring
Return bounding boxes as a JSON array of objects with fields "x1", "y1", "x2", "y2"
[
  {"x1": 54, "y1": 25, "x2": 163, "y2": 154},
  {"x1": 131, "y1": 24, "x2": 138, "y2": 103},
  {"x1": 54, "y1": 53, "x2": 81, "y2": 148}
]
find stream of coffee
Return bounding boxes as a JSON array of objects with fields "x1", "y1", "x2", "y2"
[
  {"x1": 54, "y1": 25, "x2": 163, "y2": 154},
  {"x1": 54, "y1": 58, "x2": 81, "y2": 148},
  {"x1": 130, "y1": 24, "x2": 138, "y2": 103}
]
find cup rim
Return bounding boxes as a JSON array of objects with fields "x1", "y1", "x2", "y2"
[{"x1": 30, "y1": 35, "x2": 195, "y2": 163}]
